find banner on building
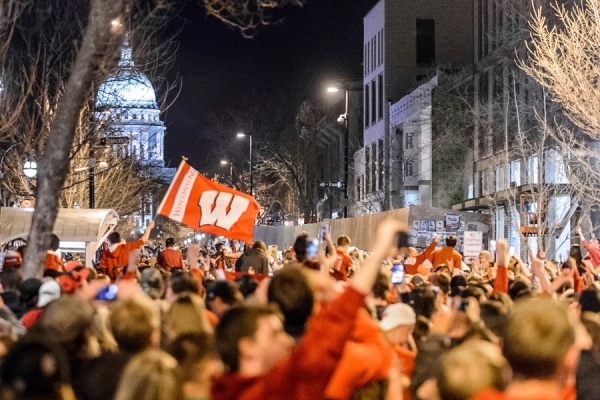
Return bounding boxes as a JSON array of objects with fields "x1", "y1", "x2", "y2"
[{"x1": 156, "y1": 160, "x2": 260, "y2": 243}]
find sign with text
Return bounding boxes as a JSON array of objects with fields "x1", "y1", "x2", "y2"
[
  {"x1": 463, "y1": 231, "x2": 483, "y2": 258},
  {"x1": 100, "y1": 136, "x2": 129, "y2": 145}
]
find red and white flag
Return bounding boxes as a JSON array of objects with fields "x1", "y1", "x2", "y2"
[{"x1": 156, "y1": 161, "x2": 260, "y2": 243}]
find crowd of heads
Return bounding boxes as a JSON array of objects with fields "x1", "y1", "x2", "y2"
[{"x1": 0, "y1": 222, "x2": 597, "y2": 400}]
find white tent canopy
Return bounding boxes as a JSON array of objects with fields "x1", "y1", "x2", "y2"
[{"x1": 0, "y1": 207, "x2": 119, "y2": 267}]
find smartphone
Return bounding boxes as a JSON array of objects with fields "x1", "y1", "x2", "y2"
[
  {"x1": 391, "y1": 263, "x2": 405, "y2": 284},
  {"x1": 321, "y1": 226, "x2": 328, "y2": 242},
  {"x1": 306, "y1": 238, "x2": 319, "y2": 259},
  {"x1": 456, "y1": 298, "x2": 467, "y2": 312},
  {"x1": 95, "y1": 284, "x2": 118, "y2": 301}
]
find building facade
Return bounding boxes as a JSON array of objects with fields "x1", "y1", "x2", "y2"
[
  {"x1": 354, "y1": 0, "x2": 474, "y2": 216},
  {"x1": 95, "y1": 38, "x2": 175, "y2": 230}
]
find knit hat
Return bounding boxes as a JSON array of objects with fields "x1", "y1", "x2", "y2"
[
  {"x1": 3, "y1": 250, "x2": 22, "y2": 268},
  {"x1": 380, "y1": 303, "x2": 416, "y2": 332},
  {"x1": 37, "y1": 280, "x2": 61, "y2": 308}
]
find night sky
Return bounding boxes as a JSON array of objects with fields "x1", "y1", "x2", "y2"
[{"x1": 163, "y1": 0, "x2": 378, "y2": 170}]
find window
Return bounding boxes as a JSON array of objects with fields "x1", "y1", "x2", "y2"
[
  {"x1": 378, "y1": 74, "x2": 384, "y2": 120},
  {"x1": 371, "y1": 80, "x2": 376, "y2": 124},
  {"x1": 380, "y1": 29, "x2": 384, "y2": 65},
  {"x1": 377, "y1": 31, "x2": 380, "y2": 68},
  {"x1": 372, "y1": 37, "x2": 376, "y2": 71},
  {"x1": 378, "y1": 139, "x2": 384, "y2": 190},
  {"x1": 416, "y1": 19, "x2": 435, "y2": 66},
  {"x1": 364, "y1": 44, "x2": 367, "y2": 76},
  {"x1": 365, "y1": 146, "x2": 371, "y2": 193},
  {"x1": 495, "y1": 165, "x2": 504, "y2": 192},
  {"x1": 371, "y1": 143, "x2": 377, "y2": 192},
  {"x1": 405, "y1": 161, "x2": 414, "y2": 177},
  {"x1": 405, "y1": 190, "x2": 419, "y2": 206},
  {"x1": 509, "y1": 160, "x2": 521, "y2": 187},
  {"x1": 364, "y1": 84, "x2": 370, "y2": 127},
  {"x1": 406, "y1": 132, "x2": 414, "y2": 149},
  {"x1": 527, "y1": 154, "x2": 539, "y2": 184}
]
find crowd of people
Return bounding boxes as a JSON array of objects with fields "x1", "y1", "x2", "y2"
[{"x1": 0, "y1": 218, "x2": 599, "y2": 400}]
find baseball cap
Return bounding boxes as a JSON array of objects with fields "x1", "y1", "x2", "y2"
[
  {"x1": 37, "y1": 280, "x2": 62, "y2": 308},
  {"x1": 3, "y1": 250, "x2": 22, "y2": 268},
  {"x1": 380, "y1": 303, "x2": 416, "y2": 332}
]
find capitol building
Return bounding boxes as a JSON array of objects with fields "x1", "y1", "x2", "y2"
[{"x1": 94, "y1": 38, "x2": 175, "y2": 228}]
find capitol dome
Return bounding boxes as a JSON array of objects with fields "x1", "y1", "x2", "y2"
[{"x1": 95, "y1": 42, "x2": 158, "y2": 110}]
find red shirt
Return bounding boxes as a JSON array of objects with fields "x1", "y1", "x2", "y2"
[
  {"x1": 98, "y1": 240, "x2": 144, "y2": 280},
  {"x1": 332, "y1": 249, "x2": 353, "y2": 281},
  {"x1": 211, "y1": 287, "x2": 366, "y2": 400},
  {"x1": 44, "y1": 251, "x2": 64, "y2": 272},
  {"x1": 157, "y1": 248, "x2": 184, "y2": 271}
]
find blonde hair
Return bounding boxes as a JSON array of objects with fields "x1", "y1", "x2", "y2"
[
  {"x1": 114, "y1": 349, "x2": 184, "y2": 400},
  {"x1": 268, "y1": 245, "x2": 278, "y2": 260},
  {"x1": 166, "y1": 293, "x2": 213, "y2": 341}
]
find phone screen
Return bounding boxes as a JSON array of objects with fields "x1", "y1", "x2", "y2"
[
  {"x1": 321, "y1": 226, "x2": 327, "y2": 242},
  {"x1": 95, "y1": 284, "x2": 118, "y2": 301},
  {"x1": 306, "y1": 239, "x2": 319, "y2": 259},
  {"x1": 391, "y1": 263, "x2": 405, "y2": 284}
]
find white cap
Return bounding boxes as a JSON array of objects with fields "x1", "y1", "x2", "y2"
[
  {"x1": 380, "y1": 303, "x2": 416, "y2": 331},
  {"x1": 37, "y1": 280, "x2": 61, "y2": 308}
]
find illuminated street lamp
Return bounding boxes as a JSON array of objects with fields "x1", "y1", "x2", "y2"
[
  {"x1": 236, "y1": 132, "x2": 253, "y2": 196},
  {"x1": 220, "y1": 159, "x2": 233, "y2": 187},
  {"x1": 326, "y1": 85, "x2": 349, "y2": 218},
  {"x1": 23, "y1": 160, "x2": 37, "y2": 178}
]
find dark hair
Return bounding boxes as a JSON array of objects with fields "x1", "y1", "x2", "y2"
[
  {"x1": 569, "y1": 245, "x2": 586, "y2": 276},
  {"x1": 450, "y1": 275, "x2": 467, "y2": 290},
  {"x1": 437, "y1": 272, "x2": 451, "y2": 295},
  {"x1": 0, "y1": 268, "x2": 22, "y2": 292},
  {"x1": 215, "y1": 306, "x2": 278, "y2": 373},
  {"x1": 206, "y1": 281, "x2": 243, "y2": 306},
  {"x1": 508, "y1": 280, "x2": 532, "y2": 301},
  {"x1": 109, "y1": 231, "x2": 121, "y2": 244},
  {"x1": 166, "y1": 238, "x2": 176, "y2": 247},
  {"x1": 293, "y1": 235, "x2": 308, "y2": 262},
  {"x1": 446, "y1": 235, "x2": 457, "y2": 248},
  {"x1": 169, "y1": 332, "x2": 217, "y2": 381},
  {"x1": 48, "y1": 234, "x2": 60, "y2": 252},
  {"x1": 267, "y1": 268, "x2": 314, "y2": 337},
  {"x1": 480, "y1": 301, "x2": 510, "y2": 339},
  {"x1": 410, "y1": 286, "x2": 436, "y2": 319},
  {"x1": 372, "y1": 272, "x2": 390, "y2": 300},
  {"x1": 234, "y1": 275, "x2": 259, "y2": 298},
  {"x1": 170, "y1": 272, "x2": 199, "y2": 296}
]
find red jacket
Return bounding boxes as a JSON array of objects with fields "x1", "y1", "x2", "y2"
[
  {"x1": 98, "y1": 240, "x2": 144, "y2": 279},
  {"x1": 582, "y1": 240, "x2": 600, "y2": 268},
  {"x1": 157, "y1": 248, "x2": 184, "y2": 271},
  {"x1": 211, "y1": 287, "x2": 366, "y2": 400},
  {"x1": 405, "y1": 240, "x2": 437, "y2": 276},
  {"x1": 324, "y1": 308, "x2": 392, "y2": 399}
]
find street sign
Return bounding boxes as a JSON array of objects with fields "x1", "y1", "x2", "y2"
[
  {"x1": 319, "y1": 181, "x2": 346, "y2": 189},
  {"x1": 100, "y1": 136, "x2": 129, "y2": 145}
]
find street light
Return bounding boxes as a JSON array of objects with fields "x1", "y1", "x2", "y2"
[
  {"x1": 23, "y1": 160, "x2": 37, "y2": 178},
  {"x1": 220, "y1": 159, "x2": 233, "y2": 187},
  {"x1": 326, "y1": 85, "x2": 350, "y2": 219},
  {"x1": 236, "y1": 132, "x2": 253, "y2": 196}
]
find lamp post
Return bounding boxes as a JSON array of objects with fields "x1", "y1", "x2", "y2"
[
  {"x1": 74, "y1": 160, "x2": 108, "y2": 209},
  {"x1": 326, "y1": 86, "x2": 350, "y2": 219},
  {"x1": 220, "y1": 160, "x2": 233, "y2": 187},
  {"x1": 236, "y1": 132, "x2": 253, "y2": 196}
]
